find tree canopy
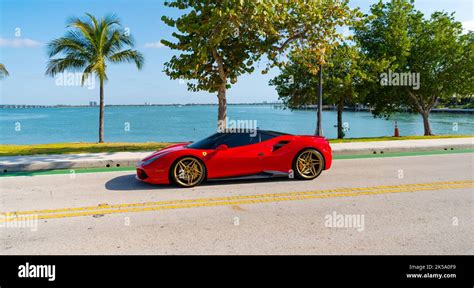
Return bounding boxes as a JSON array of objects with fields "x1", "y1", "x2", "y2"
[
  {"x1": 161, "y1": 0, "x2": 360, "y2": 131},
  {"x1": 270, "y1": 43, "x2": 385, "y2": 138},
  {"x1": 354, "y1": 0, "x2": 473, "y2": 135}
]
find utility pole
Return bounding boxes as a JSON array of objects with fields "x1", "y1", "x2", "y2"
[{"x1": 315, "y1": 64, "x2": 323, "y2": 136}]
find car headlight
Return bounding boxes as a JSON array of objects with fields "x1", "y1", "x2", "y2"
[{"x1": 142, "y1": 152, "x2": 171, "y2": 166}]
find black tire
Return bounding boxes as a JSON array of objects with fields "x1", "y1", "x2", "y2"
[
  {"x1": 292, "y1": 148, "x2": 325, "y2": 180},
  {"x1": 170, "y1": 156, "x2": 207, "y2": 188}
]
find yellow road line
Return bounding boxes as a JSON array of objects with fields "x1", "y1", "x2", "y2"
[
  {"x1": 2, "y1": 183, "x2": 473, "y2": 222},
  {"x1": 1, "y1": 180, "x2": 472, "y2": 217},
  {"x1": 0, "y1": 180, "x2": 472, "y2": 222}
]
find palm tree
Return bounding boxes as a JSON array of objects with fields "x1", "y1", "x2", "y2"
[
  {"x1": 0, "y1": 63, "x2": 9, "y2": 79},
  {"x1": 46, "y1": 13, "x2": 144, "y2": 143}
]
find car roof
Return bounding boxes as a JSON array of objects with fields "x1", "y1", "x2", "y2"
[
  {"x1": 219, "y1": 129, "x2": 291, "y2": 136},
  {"x1": 258, "y1": 130, "x2": 292, "y2": 136}
]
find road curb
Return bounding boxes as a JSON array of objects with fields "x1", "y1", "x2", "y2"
[
  {"x1": 331, "y1": 143, "x2": 473, "y2": 155},
  {"x1": 0, "y1": 152, "x2": 152, "y2": 173},
  {"x1": 0, "y1": 138, "x2": 472, "y2": 173}
]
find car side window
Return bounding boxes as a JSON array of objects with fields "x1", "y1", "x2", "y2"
[
  {"x1": 259, "y1": 132, "x2": 278, "y2": 142},
  {"x1": 218, "y1": 133, "x2": 258, "y2": 148},
  {"x1": 188, "y1": 133, "x2": 228, "y2": 149}
]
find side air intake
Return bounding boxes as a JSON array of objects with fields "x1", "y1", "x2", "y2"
[{"x1": 272, "y1": 141, "x2": 290, "y2": 152}]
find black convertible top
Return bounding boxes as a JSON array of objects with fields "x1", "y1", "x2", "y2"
[
  {"x1": 219, "y1": 129, "x2": 291, "y2": 136},
  {"x1": 258, "y1": 129, "x2": 291, "y2": 136}
]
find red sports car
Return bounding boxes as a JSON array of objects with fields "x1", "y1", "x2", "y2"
[{"x1": 136, "y1": 130, "x2": 332, "y2": 187}]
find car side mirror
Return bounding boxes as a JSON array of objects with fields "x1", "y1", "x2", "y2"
[{"x1": 216, "y1": 144, "x2": 229, "y2": 151}]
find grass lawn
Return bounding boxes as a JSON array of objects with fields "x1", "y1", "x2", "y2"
[
  {"x1": 0, "y1": 142, "x2": 172, "y2": 157},
  {"x1": 0, "y1": 135, "x2": 472, "y2": 157}
]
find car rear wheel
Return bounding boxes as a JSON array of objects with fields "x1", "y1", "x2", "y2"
[
  {"x1": 293, "y1": 148, "x2": 325, "y2": 180},
  {"x1": 171, "y1": 156, "x2": 206, "y2": 188}
]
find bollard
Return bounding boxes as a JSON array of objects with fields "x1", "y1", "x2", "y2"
[{"x1": 394, "y1": 121, "x2": 400, "y2": 137}]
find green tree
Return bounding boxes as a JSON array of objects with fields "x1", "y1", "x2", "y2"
[
  {"x1": 456, "y1": 31, "x2": 474, "y2": 98},
  {"x1": 270, "y1": 44, "x2": 384, "y2": 138},
  {"x1": 265, "y1": 0, "x2": 361, "y2": 135},
  {"x1": 161, "y1": 0, "x2": 270, "y2": 131},
  {"x1": 0, "y1": 63, "x2": 9, "y2": 79},
  {"x1": 354, "y1": 0, "x2": 472, "y2": 135},
  {"x1": 161, "y1": 0, "x2": 359, "y2": 132},
  {"x1": 264, "y1": 0, "x2": 359, "y2": 72},
  {"x1": 46, "y1": 14, "x2": 144, "y2": 142}
]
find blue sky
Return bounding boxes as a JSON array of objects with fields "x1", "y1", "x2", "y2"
[{"x1": 0, "y1": 0, "x2": 473, "y2": 105}]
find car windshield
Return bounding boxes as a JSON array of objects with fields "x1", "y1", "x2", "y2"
[{"x1": 186, "y1": 133, "x2": 228, "y2": 149}]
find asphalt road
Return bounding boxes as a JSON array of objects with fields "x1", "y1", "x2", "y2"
[{"x1": 0, "y1": 153, "x2": 473, "y2": 255}]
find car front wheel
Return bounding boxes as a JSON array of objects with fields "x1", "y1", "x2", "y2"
[{"x1": 170, "y1": 156, "x2": 206, "y2": 188}]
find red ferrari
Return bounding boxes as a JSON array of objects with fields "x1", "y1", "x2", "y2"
[{"x1": 136, "y1": 130, "x2": 332, "y2": 187}]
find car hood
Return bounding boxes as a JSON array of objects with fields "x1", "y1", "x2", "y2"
[{"x1": 142, "y1": 142, "x2": 189, "y2": 161}]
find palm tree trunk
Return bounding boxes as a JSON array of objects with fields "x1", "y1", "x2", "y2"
[
  {"x1": 217, "y1": 84, "x2": 227, "y2": 132},
  {"x1": 421, "y1": 110, "x2": 433, "y2": 136},
  {"x1": 99, "y1": 78, "x2": 105, "y2": 143}
]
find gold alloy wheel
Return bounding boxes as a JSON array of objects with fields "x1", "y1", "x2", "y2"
[
  {"x1": 173, "y1": 157, "x2": 205, "y2": 187},
  {"x1": 296, "y1": 149, "x2": 324, "y2": 179}
]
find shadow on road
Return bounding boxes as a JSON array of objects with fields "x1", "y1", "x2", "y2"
[
  {"x1": 105, "y1": 174, "x2": 168, "y2": 191},
  {"x1": 105, "y1": 173, "x2": 293, "y2": 191},
  {"x1": 205, "y1": 177, "x2": 292, "y2": 187}
]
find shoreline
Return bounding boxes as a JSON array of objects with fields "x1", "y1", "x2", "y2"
[
  {"x1": 286, "y1": 105, "x2": 474, "y2": 114},
  {"x1": 0, "y1": 103, "x2": 472, "y2": 114}
]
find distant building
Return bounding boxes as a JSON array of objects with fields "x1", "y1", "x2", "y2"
[{"x1": 89, "y1": 101, "x2": 98, "y2": 107}]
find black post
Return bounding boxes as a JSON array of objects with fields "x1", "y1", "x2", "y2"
[{"x1": 316, "y1": 64, "x2": 323, "y2": 136}]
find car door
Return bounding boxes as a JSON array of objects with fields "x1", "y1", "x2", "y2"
[
  {"x1": 257, "y1": 132, "x2": 293, "y2": 173},
  {"x1": 206, "y1": 132, "x2": 262, "y2": 178}
]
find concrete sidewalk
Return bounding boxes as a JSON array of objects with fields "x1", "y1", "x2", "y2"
[{"x1": 0, "y1": 137, "x2": 472, "y2": 172}]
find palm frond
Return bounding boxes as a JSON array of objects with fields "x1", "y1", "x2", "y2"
[
  {"x1": 45, "y1": 57, "x2": 87, "y2": 76},
  {"x1": 47, "y1": 13, "x2": 142, "y2": 80},
  {"x1": 67, "y1": 17, "x2": 96, "y2": 48},
  {"x1": 103, "y1": 30, "x2": 135, "y2": 55},
  {"x1": 47, "y1": 33, "x2": 93, "y2": 58},
  {"x1": 108, "y1": 49, "x2": 144, "y2": 69},
  {"x1": 102, "y1": 14, "x2": 120, "y2": 26},
  {"x1": 98, "y1": 15, "x2": 122, "y2": 52},
  {"x1": 0, "y1": 63, "x2": 9, "y2": 79}
]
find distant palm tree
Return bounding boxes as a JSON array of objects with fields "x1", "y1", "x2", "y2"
[
  {"x1": 46, "y1": 13, "x2": 143, "y2": 143},
  {"x1": 0, "y1": 63, "x2": 9, "y2": 79}
]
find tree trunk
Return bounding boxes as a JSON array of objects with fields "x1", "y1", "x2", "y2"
[
  {"x1": 337, "y1": 99, "x2": 344, "y2": 139},
  {"x1": 421, "y1": 111, "x2": 433, "y2": 136},
  {"x1": 211, "y1": 48, "x2": 227, "y2": 133},
  {"x1": 407, "y1": 91, "x2": 435, "y2": 136},
  {"x1": 315, "y1": 64, "x2": 323, "y2": 136},
  {"x1": 99, "y1": 78, "x2": 105, "y2": 143},
  {"x1": 217, "y1": 84, "x2": 227, "y2": 132}
]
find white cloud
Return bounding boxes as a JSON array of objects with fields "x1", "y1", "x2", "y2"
[
  {"x1": 0, "y1": 37, "x2": 42, "y2": 47},
  {"x1": 462, "y1": 20, "x2": 474, "y2": 33},
  {"x1": 144, "y1": 41, "x2": 166, "y2": 48}
]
